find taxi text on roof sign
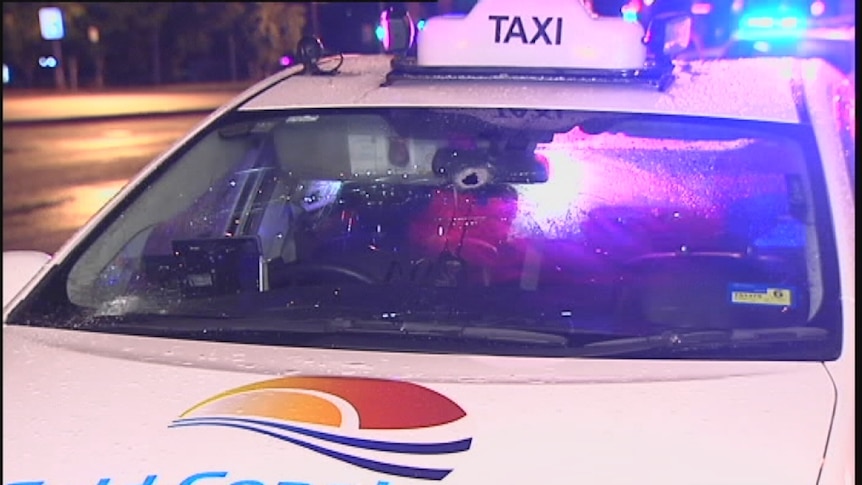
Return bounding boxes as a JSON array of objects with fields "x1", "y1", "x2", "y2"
[{"x1": 416, "y1": 0, "x2": 647, "y2": 70}]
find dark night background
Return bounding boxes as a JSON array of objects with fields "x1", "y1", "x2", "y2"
[
  {"x1": 2, "y1": 1, "x2": 485, "y2": 89},
  {"x1": 2, "y1": 0, "x2": 853, "y2": 89}
]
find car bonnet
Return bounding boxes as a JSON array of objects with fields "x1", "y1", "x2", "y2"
[{"x1": 2, "y1": 324, "x2": 835, "y2": 485}]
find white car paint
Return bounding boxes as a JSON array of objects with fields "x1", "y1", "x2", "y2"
[
  {"x1": 2, "y1": 251, "x2": 50, "y2": 307},
  {"x1": 240, "y1": 55, "x2": 803, "y2": 123},
  {"x1": 798, "y1": 63, "x2": 856, "y2": 485},
  {"x1": 2, "y1": 325, "x2": 836, "y2": 485},
  {"x1": 2, "y1": 25, "x2": 855, "y2": 485}
]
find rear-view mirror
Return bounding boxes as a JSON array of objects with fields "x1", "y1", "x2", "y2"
[{"x1": 432, "y1": 148, "x2": 549, "y2": 187}]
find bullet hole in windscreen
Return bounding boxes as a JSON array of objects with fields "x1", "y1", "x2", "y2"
[{"x1": 462, "y1": 172, "x2": 480, "y2": 186}]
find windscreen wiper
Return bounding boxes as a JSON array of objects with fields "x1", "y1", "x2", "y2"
[
  {"x1": 572, "y1": 326, "x2": 829, "y2": 357},
  {"x1": 89, "y1": 313, "x2": 571, "y2": 347},
  {"x1": 325, "y1": 319, "x2": 570, "y2": 346}
]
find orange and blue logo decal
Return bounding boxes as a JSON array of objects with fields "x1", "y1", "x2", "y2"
[{"x1": 171, "y1": 376, "x2": 472, "y2": 481}]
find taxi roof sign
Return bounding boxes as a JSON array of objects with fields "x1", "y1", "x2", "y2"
[{"x1": 417, "y1": 0, "x2": 647, "y2": 70}]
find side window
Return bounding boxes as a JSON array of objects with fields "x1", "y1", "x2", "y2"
[{"x1": 833, "y1": 78, "x2": 855, "y2": 191}]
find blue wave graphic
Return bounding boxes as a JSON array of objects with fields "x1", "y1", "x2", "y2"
[
  {"x1": 173, "y1": 416, "x2": 472, "y2": 454},
  {"x1": 169, "y1": 418, "x2": 461, "y2": 480}
]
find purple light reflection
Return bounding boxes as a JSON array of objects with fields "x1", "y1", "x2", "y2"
[
  {"x1": 378, "y1": 9, "x2": 416, "y2": 51},
  {"x1": 378, "y1": 10, "x2": 392, "y2": 50},
  {"x1": 512, "y1": 147, "x2": 592, "y2": 237},
  {"x1": 514, "y1": 131, "x2": 763, "y2": 240},
  {"x1": 405, "y1": 126, "x2": 799, "y2": 286}
]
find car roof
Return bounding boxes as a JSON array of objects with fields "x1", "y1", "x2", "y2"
[{"x1": 238, "y1": 54, "x2": 812, "y2": 124}]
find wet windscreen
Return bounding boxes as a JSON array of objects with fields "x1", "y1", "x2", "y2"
[{"x1": 8, "y1": 108, "x2": 842, "y2": 360}]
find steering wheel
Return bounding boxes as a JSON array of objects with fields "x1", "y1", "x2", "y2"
[{"x1": 269, "y1": 262, "x2": 379, "y2": 287}]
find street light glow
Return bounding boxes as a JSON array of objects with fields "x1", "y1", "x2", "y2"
[
  {"x1": 38, "y1": 56, "x2": 58, "y2": 69},
  {"x1": 38, "y1": 7, "x2": 65, "y2": 41},
  {"x1": 88, "y1": 26, "x2": 100, "y2": 43}
]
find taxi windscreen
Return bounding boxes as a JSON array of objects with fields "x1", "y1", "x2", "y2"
[{"x1": 9, "y1": 108, "x2": 842, "y2": 360}]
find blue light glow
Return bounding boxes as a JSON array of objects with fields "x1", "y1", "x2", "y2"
[
  {"x1": 621, "y1": 5, "x2": 639, "y2": 22},
  {"x1": 753, "y1": 41, "x2": 771, "y2": 52},
  {"x1": 38, "y1": 56, "x2": 58, "y2": 69},
  {"x1": 375, "y1": 25, "x2": 385, "y2": 42},
  {"x1": 736, "y1": 12, "x2": 808, "y2": 40},
  {"x1": 742, "y1": 15, "x2": 804, "y2": 29}
]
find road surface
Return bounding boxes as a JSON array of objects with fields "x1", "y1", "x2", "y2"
[
  {"x1": 3, "y1": 83, "x2": 248, "y2": 253},
  {"x1": 2, "y1": 82, "x2": 248, "y2": 124},
  {"x1": 3, "y1": 115, "x2": 204, "y2": 253}
]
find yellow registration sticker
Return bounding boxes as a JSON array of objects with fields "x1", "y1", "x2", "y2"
[{"x1": 729, "y1": 284, "x2": 793, "y2": 307}]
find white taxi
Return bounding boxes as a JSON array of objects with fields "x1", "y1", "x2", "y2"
[{"x1": 3, "y1": 0, "x2": 855, "y2": 484}]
